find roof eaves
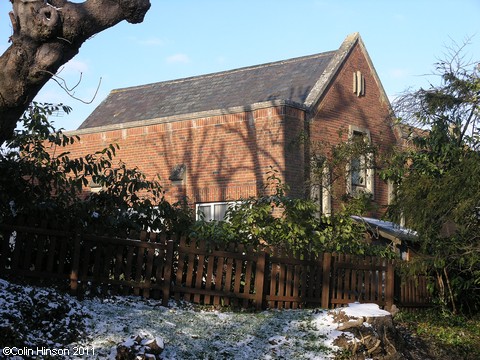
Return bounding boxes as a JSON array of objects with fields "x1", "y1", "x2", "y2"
[{"x1": 68, "y1": 99, "x2": 308, "y2": 136}]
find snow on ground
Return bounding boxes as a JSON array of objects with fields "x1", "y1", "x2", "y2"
[
  {"x1": 336, "y1": 302, "x2": 391, "y2": 318},
  {"x1": 0, "y1": 278, "x2": 389, "y2": 359}
]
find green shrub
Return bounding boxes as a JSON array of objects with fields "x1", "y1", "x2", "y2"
[
  {"x1": 192, "y1": 169, "x2": 394, "y2": 257},
  {"x1": 0, "y1": 102, "x2": 193, "y2": 236}
]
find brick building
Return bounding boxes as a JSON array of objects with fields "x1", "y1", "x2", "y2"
[{"x1": 66, "y1": 33, "x2": 397, "y2": 220}]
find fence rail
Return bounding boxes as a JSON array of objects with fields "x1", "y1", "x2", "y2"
[{"x1": 0, "y1": 221, "x2": 431, "y2": 310}]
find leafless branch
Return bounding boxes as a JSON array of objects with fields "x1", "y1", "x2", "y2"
[{"x1": 41, "y1": 69, "x2": 103, "y2": 104}]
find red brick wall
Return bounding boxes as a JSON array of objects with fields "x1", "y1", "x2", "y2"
[
  {"x1": 66, "y1": 106, "x2": 306, "y2": 205},
  {"x1": 64, "y1": 41, "x2": 396, "y2": 215},
  {"x1": 309, "y1": 42, "x2": 396, "y2": 215}
]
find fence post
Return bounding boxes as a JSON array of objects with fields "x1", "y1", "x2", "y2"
[
  {"x1": 254, "y1": 251, "x2": 267, "y2": 310},
  {"x1": 385, "y1": 260, "x2": 395, "y2": 311},
  {"x1": 162, "y1": 239, "x2": 174, "y2": 306},
  {"x1": 70, "y1": 234, "x2": 81, "y2": 296},
  {"x1": 321, "y1": 253, "x2": 332, "y2": 309}
]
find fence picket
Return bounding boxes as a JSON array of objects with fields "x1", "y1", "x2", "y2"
[
  {"x1": 213, "y1": 249, "x2": 225, "y2": 306},
  {"x1": 304, "y1": 260, "x2": 314, "y2": 302},
  {"x1": 366, "y1": 259, "x2": 374, "y2": 302},
  {"x1": 123, "y1": 246, "x2": 134, "y2": 295},
  {"x1": 203, "y1": 248, "x2": 216, "y2": 304},
  {"x1": 193, "y1": 240, "x2": 206, "y2": 303},
  {"x1": 243, "y1": 263, "x2": 252, "y2": 306},
  {"x1": 385, "y1": 261, "x2": 394, "y2": 310},
  {"x1": 284, "y1": 264, "x2": 292, "y2": 309},
  {"x1": 223, "y1": 249, "x2": 234, "y2": 306},
  {"x1": 113, "y1": 245, "x2": 123, "y2": 282},
  {"x1": 143, "y1": 248, "x2": 155, "y2": 299},
  {"x1": 161, "y1": 239, "x2": 174, "y2": 305},
  {"x1": 175, "y1": 237, "x2": 187, "y2": 301},
  {"x1": 293, "y1": 262, "x2": 301, "y2": 309},
  {"x1": 184, "y1": 251, "x2": 196, "y2": 301},
  {"x1": 268, "y1": 258, "x2": 279, "y2": 308},
  {"x1": 278, "y1": 251, "x2": 287, "y2": 308},
  {"x1": 300, "y1": 255, "x2": 308, "y2": 307},
  {"x1": 345, "y1": 255, "x2": 352, "y2": 303},
  {"x1": 321, "y1": 253, "x2": 331, "y2": 309},
  {"x1": 232, "y1": 258, "x2": 243, "y2": 307},
  {"x1": 254, "y1": 252, "x2": 266, "y2": 310}
]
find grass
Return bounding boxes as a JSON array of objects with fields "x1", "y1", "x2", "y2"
[{"x1": 395, "y1": 308, "x2": 480, "y2": 359}]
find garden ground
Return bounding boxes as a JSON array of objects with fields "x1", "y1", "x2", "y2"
[{"x1": 0, "y1": 277, "x2": 478, "y2": 359}]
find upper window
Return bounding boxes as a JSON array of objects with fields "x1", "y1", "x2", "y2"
[
  {"x1": 351, "y1": 131, "x2": 367, "y2": 188},
  {"x1": 347, "y1": 126, "x2": 374, "y2": 196}
]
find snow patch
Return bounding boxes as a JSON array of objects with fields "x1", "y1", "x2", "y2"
[
  {"x1": 0, "y1": 278, "x2": 394, "y2": 359},
  {"x1": 335, "y1": 302, "x2": 391, "y2": 318}
]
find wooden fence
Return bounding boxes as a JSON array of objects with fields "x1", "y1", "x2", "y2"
[
  {"x1": 71, "y1": 232, "x2": 174, "y2": 304},
  {"x1": 395, "y1": 274, "x2": 432, "y2": 309},
  {"x1": 264, "y1": 247, "x2": 330, "y2": 309},
  {"x1": 0, "y1": 220, "x2": 74, "y2": 281},
  {"x1": 0, "y1": 221, "x2": 431, "y2": 310},
  {"x1": 172, "y1": 237, "x2": 265, "y2": 308},
  {"x1": 329, "y1": 254, "x2": 395, "y2": 308}
]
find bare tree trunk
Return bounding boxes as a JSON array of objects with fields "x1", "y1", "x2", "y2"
[
  {"x1": 0, "y1": 0, "x2": 151, "y2": 144},
  {"x1": 443, "y1": 267, "x2": 457, "y2": 314},
  {"x1": 436, "y1": 270, "x2": 445, "y2": 305}
]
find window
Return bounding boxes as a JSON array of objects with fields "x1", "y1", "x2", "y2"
[
  {"x1": 347, "y1": 126, "x2": 374, "y2": 196},
  {"x1": 351, "y1": 132, "x2": 367, "y2": 187},
  {"x1": 310, "y1": 158, "x2": 331, "y2": 217},
  {"x1": 196, "y1": 202, "x2": 234, "y2": 221}
]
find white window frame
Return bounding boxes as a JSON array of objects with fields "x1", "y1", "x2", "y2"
[
  {"x1": 195, "y1": 201, "x2": 238, "y2": 221},
  {"x1": 310, "y1": 164, "x2": 332, "y2": 217},
  {"x1": 346, "y1": 125, "x2": 374, "y2": 197}
]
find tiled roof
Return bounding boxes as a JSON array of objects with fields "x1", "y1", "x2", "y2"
[{"x1": 77, "y1": 33, "x2": 361, "y2": 131}]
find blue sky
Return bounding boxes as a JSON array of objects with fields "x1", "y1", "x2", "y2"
[{"x1": 1, "y1": 0, "x2": 479, "y2": 130}]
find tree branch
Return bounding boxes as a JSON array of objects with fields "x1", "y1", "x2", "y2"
[
  {"x1": 0, "y1": 0, "x2": 151, "y2": 144},
  {"x1": 40, "y1": 68, "x2": 103, "y2": 104}
]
